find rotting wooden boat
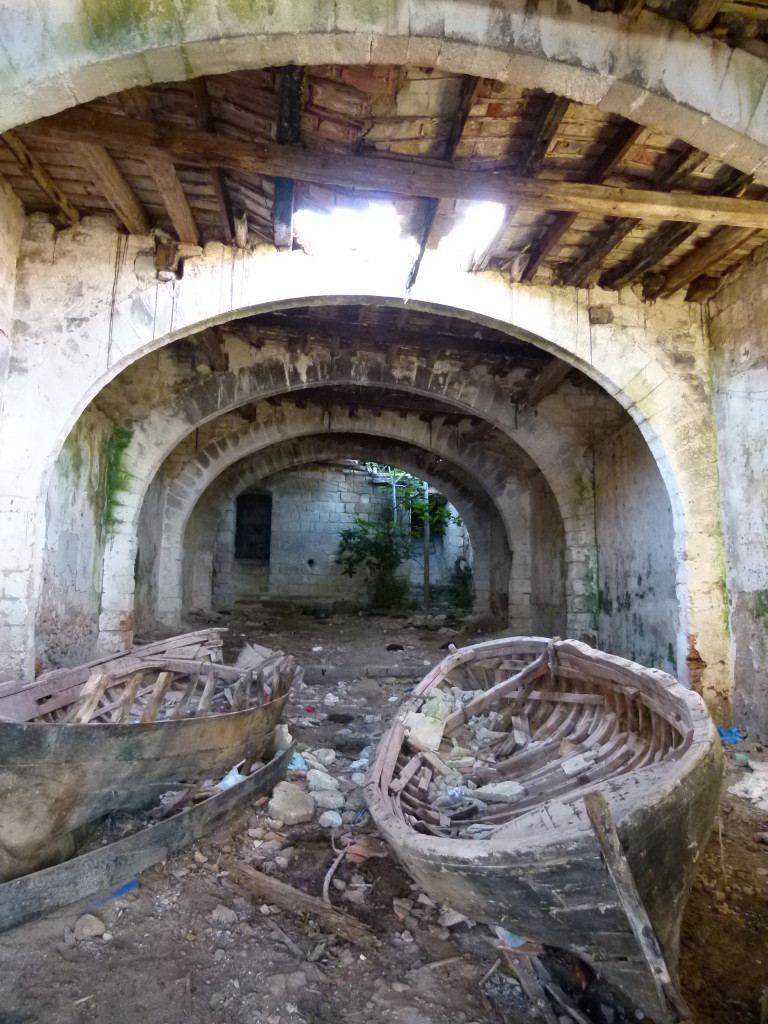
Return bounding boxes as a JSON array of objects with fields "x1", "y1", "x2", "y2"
[
  {"x1": 0, "y1": 745, "x2": 294, "y2": 932},
  {"x1": 0, "y1": 629, "x2": 300, "y2": 882},
  {"x1": 366, "y1": 637, "x2": 722, "y2": 1022}
]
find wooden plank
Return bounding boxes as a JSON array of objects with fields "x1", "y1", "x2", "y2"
[
  {"x1": 584, "y1": 792, "x2": 690, "y2": 1021},
  {"x1": 115, "y1": 670, "x2": 143, "y2": 722},
  {"x1": 140, "y1": 671, "x2": 174, "y2": 723},
  {"x1": 526, "y1": 358, "x2": 572, "y2": 407},
  {"x1": 72, "y1": 141, "x2": 149, "y2": 235},
  {"x1": 408, "y1": 75, "x2": 479, "y2": 289},
  {"x1": 273, "y1": 66, "x2": 304, "y2": 251},
  {"x1": 223, "y1": 861, "x2": 377, "y2": 945},
  {"x1": 119, "y1": 86, "x2": 199, "y2": 244},
  {"x1": 144, "y1": 150, "x2": 199, "y2": 244},
  {"x1": 520, "y1": 120, "x2": 643, "y2": 282},
  {"x1": 30, "y1": 110, "x2": 768, "y2": 230},
  {"x1": 559, "y1": 145, "x2": 710, "y2": 288},
  {"x1": 649, "y1": 225, "x2": 757, "y2": 298},
  {"x1": 196, "y1": 668, "x2": 217, "y2": 716},
  {"x1": 1, "y1": 130, "x2": 79, "y2": 224},
  {"x1": 599, "y1": 167, "x2": 752, "y2": 290},
  {"x1": 521, "y1": 93, "x2": 571, "y2": 177},
  {"x1": 190, "y1": 78, "x2": 234, "y2": 244},
  {"x1": 65, "y1": 672, "x2": 110, "y2": 724},
  {"x1": 687, "y1": 0, "x2": 723, "y2": 30},
  {"x1": 0, "y1": 746, "x2": 293, "y2": 933}
]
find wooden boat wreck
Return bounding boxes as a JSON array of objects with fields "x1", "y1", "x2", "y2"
[
  {"x1": 366, "y1": 637, "x2": 722, "y2": 1022},
  {"x1": 0, "y1": 629, "x2": 300, "y2": 882}
]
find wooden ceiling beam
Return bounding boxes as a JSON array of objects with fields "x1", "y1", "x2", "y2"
[
  {"x1": 273, "y1": 65, "x2": 305, "y2": 251},
  {"x1": 1, "y1": 130, "x2": 79, "y2": 224},
  {"x1": 526, "y1": 358, "x2": 573, "y2": 407},
  {"x1": 687, "y1": 0, "x2": 723, "y2": 31},
  {"x1": 520, "y1": 120, "x2": 643, "y2": 282},
  {"x1": 407, "y1": 75, "x2": 479, "y2": 290},
  {"x1": 646, "y1": 225, "x2": 757, "y2": 299},
  {"x1": 232, "y1": 312, "x2": 543, "y2": 362},
  {"x1": 190, "y1": 78, "x2": 234, "y2": 245},
  {"x1": 193, "y1": 326, "x2": 229, "y2": 372},
  {"x1": 599, "y1": 168, "x2": 751, "y2": 290},
  {"x1": 27, "y1": 109, "x2": 768, "y2": 230},
  {"x1": 521, "y1": 93, "x2": 570, "y2": 178},
  {"x1": 479, "y1": 90, "x2": 571, "y2": 276},
  {"x1": 72, "y1": 141, "x2": 149, "y2": 236},
  {"x1": 558, "y1": 147, "x2": 710, "y2": 288},
  {"x1": 120, "y1": 87, "x2": 198, "y2": 245}
]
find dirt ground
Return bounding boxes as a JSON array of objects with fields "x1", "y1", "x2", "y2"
[{"x1": 0, "y1": 612, "x2": 766, "y2": 1024}]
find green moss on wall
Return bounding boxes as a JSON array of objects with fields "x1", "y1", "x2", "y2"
[
  {"x1": 754, "y1": 589, "x2": 768, "y2": 626},
  {"x1": 102, "y1": 426, "x2": 133, "y2": 531}
]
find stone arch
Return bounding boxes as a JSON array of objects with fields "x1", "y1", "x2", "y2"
[
  {"x1": 146, "y1": 406, "x2": 558, "y2": 630},
  {"x1": 98, "y1": 366, "x2": 593, "y2": 645},
  {"x1": 3, "y1": 3, "x2": 768, "y2": 179},
  {"x1": 178, "y1": 434, "x2": 527, "y2": 625},
  {"x1": 6, "y1": 241, "x2": 721, "y2": 704}
]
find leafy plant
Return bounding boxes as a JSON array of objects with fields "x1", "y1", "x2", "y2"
[{"x1": 336, "y1": 517, "x2": 411, "y2": 607}]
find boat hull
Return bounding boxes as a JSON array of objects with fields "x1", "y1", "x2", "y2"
[
  {"x1": 366, "y1": 637, "x2": 722, "y2": 1021},
  {"x1": 0, "y1": 691, "x2": 288, "y2": 881}
]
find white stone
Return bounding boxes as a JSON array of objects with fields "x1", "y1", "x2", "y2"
[
  {"x1": 312, "y1": 747, "x2": 337, "y2": 767},
  {"x1": 211, "y1": 904, "x2": 238, "y2": 926},
  {"x1": 307, "y1": 768, "x2": 340, "y2": 791},
  {"x1": 472, "y1": 781, "x2": 525, "y2": 804},
  {"x1": 73, "y1": 914, "x2": 105, "y2": 941},
  {"x1": 268, "y1": 782, "x2": 315, "y2": 825},
  {"x1": 312, "y1": 789, "x2": 345, "y2": 811},
  {"x1": 318, "y1": 810, "x2": 343, "y2": 828}
]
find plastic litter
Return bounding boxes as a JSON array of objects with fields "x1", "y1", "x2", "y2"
[
  {"x1": 215, "y1": 765, "x2": 247, "y2": 792},
  {"x1": 93, "y1": 879, "x2": 138, "y2": 907},
  {"x1": 288, "y1": 752, "x2": 308, "y2": 772},
  {"x1": 494, "y1": 926, "x2": 525, "y2": 948},
  {"x1": 732, "y1": 752, "x2": 755, "y2": 771},
  {"x1": 718, "y1": 727, "x2": 744, "y2": 745}
]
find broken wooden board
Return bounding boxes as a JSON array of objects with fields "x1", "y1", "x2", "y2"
[
  {"x1": 0, "y1": 746, "x2": 293, "y2": 932},
  {"x1": 223, "y1": 861, "x2": 377, "y2": 946}
]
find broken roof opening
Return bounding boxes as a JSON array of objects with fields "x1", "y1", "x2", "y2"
[{"x1": 293, "y1": 202, "x2": 416, "y2": 265}]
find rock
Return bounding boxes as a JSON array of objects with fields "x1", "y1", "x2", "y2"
[
  {"x1": 438, "y1": 908, "x2": 469, "y2": 928},
  {"x1": 324, "y1": 693, "x2": 339, "y2": 706},
  {"x1": 313, "y1": 748, "x2": 337, "y2": 767},
  {"x1": 472, "y1": 781, "x2": 525, "y2": 804},
  {"x1": 345, "y1": 788, "x2": 368, "y2": 812},
  {"x1": 272, "y1": 724, "x2": 293, "y2": 751},
  {"x1": 193, "y1": 849, "x2": 208, "y2": 865},
  {"x1": 63, "y1": 926, "x2": 76, "y2": 948},
  {"x1": 403, "y1": 711, "x2": 445, "y2": 751},
  {"x1": 757, "y1": 832, "x2": 768, "y2": 845},
  {"x1": 74, "y1": 914, "x2": 105, "y2": 941},
  {"x1": 268, "y1": 782, "x2": 315, "y2": 825},
  {"x1": 351, "y1": 771, "x2": 367, "y2": 787},
  {"x1": 313, "y1": 789, "x2": 345, "y2": 811},
  {"x1": 342, "y1": 810, "x2": 359, "y2": 825},
  {"x1": 209, "y1": 993, "x2": 225, "y2": 1009},
  {"x1": 307, "y1": 768, "x2": 340, "y2": 791},
  {"x1": 319, "y1": 810, "x2": 343, "y2": 828},
  {"x1": 211, "y1": 904, "x2": 238, "y2": 926},
  {"x1": 274, "y1": 855, "x2": 291, "y2": 870},
  {"x1": 392, "y1": 981, "x2": 410, "y2": 993},
  {"x1": 214, "y1": 947, "x2": 226, "y2": 962},
  {"x1": 248, "y1": 827, "x2": 265, "y2": 840}
]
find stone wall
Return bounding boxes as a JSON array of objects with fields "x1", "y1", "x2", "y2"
[
  {"x1": 35, "y1": 405, "x2": 115, "y2": 670},
  {"x1": 0, "y1": 179, "x2": 23, "y2": 416},
  {"x1": 594, "y1": 419, "x2": 678, "y2": 674},
  {"x1": 529, "y1": 474, "x2": 568, "y2": 637},
  {"x1": 208, "y1": 464, "x2": 471, "y2": 610},
  {"x1": 710, "y1": 250, "x2": 768, "y2": 740}
]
